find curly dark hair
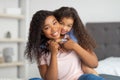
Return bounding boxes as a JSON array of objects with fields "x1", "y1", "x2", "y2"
[
  {"x1": 54, "y1": 6, "x2": 96, "y2": 51},
  {"x1": 25, "y1": 10, "x2": 54, "y2": 62}
]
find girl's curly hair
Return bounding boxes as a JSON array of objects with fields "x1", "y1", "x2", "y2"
[{"x1": 54, "y1": 7, "x2": 96, "y2": 51}]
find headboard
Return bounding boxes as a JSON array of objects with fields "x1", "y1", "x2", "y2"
[{"x1": 86, "y1": 22, "x2": 120, "y2": 60}]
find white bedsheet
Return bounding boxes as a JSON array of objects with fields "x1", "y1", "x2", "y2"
[{"x1": 95, "y1": 57, "x2": 120, "y2": 76}]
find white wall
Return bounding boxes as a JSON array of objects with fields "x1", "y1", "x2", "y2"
[
  {"x1": 29, "y1": 0, "x2": 120, "y2": 24},
  {"x1": 27, "y1": 0, "x2": 120, "y2": 78},
  {"x1": 0, "y1": 0, "x2": 19, "y2": 78}
]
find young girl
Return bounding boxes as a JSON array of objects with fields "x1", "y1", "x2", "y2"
[
  {"x1": 54, "y1": 6, "x2": 98, "y2": 76},
  {"x1": 25, "y1": 10, "x2": 104, "y2": 80}
]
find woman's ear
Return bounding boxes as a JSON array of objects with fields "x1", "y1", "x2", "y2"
[{"x1": 41, "y1": 31, "x2": 44, "y2": 35}]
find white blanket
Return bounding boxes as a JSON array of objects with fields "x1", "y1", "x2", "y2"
[{"x1": 95, "y1": 57, "x2": 120, "y2": 76}]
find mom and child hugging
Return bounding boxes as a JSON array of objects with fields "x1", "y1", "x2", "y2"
[{"x1": 25, "y1": 6, "x2": 105, "y2": 80}]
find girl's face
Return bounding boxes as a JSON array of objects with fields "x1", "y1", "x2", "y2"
[
  {"x1": 42, "y1": 15, "x2": 61, "y2": 40},
  {"x1": 60, "y1": 17, "x2": 74, "y2": 35}
]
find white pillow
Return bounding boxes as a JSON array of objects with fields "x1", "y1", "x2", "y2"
[{"x1": 95, "y1": 57, "x2": 120, "y2": 76}]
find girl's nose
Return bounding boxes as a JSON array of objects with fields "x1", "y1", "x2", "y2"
[{"x1": 62, "y1": 27, "x2": 67, "y2": 31}]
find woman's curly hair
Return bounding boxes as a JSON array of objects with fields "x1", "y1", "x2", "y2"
[
  {"x1": 25, "y1": 10, "x2": 54, "y2": 62},
  {"x1": 54, "y1": 7, "x2": 96, "y2": 51}
]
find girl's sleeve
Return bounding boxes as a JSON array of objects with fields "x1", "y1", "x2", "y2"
[
  {"x1": 68, "y1": 29, "x2": 78, "y2": 42},
  {"x1": 37, "y1": 54, "x2": 47, "y2": 66}
]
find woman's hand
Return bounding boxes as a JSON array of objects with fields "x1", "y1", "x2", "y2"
[
  {"x1": 48, "y1": 40, "x2": 59, "y2": 55},
  {"x1": 45, "y1": 40, "x2": 59, "y2": 80}
]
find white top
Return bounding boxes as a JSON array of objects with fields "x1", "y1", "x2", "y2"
[{"x1": 38, "y1": 50, "x2": 83, "y2": 80}]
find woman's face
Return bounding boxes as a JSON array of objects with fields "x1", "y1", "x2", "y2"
[
  {"x1": 60, "y1": 17, "x2": 74, "y2": 35},
  {"x1": 42, "y1": 15, "x2": 61, "y2": 40}
]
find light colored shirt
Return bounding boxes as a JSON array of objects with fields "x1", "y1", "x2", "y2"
[{"x1": 38, "y1": 51, "x2": 83, "y2": 80}]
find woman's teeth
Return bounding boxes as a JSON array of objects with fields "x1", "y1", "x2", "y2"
[{"x1": 52, "y1": 32, "x2": 58, "y2": 36}]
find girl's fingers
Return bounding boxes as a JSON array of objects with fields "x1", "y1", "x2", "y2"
[{"x1": 66, "y1": 36, "x2": 70, "y2": 40}]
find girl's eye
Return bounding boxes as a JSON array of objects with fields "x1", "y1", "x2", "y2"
[
  {"x1": 68, "y1": 24, "x2": 72, "y2": 27},
  {"x1": 59, "y1": 22, "x2": 64, "y2": 25}
]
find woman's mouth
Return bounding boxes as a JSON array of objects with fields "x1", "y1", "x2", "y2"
[{"x1": 51, "y1": 32, "x2": 59, "y2": 37}]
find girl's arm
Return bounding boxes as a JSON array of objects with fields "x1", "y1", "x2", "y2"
[
  {"x1": 38, "y1": 40, "x2": 59, "y2": 80},
  {"x1": 62, "y1": 39, "x2": 98, "y2": 68},
  {"x1": 81, "y1": 62, "x2": 98, "y2": 75},
  {"x1": 73, "y1": 43, "x2": 98, "y2": 68}
]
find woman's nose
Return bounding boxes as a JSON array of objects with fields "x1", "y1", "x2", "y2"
[{"x1": 51, "y1": 26, "x2": 56, "y2": 32}]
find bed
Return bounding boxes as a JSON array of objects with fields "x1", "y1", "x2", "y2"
[{"x1": 86, "y1": 22, "x2": 120, "y2": 80}]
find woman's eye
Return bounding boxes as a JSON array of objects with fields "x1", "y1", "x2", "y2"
[{"x1": 43, "y1": 26, "x2": 49, "y2": 30}]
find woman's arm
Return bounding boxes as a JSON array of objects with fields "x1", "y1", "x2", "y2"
[
  {"x1": 38, "y1": 55, "x2": 58, "y2": 80},
  {"x1": 62, "y1": 39, "x2": 98, "y2": 68},
  {"x1": 44, "y1": 53, "x2": 58, "y2": 80},
  {"x1": 38, "y1": 40, "x2": 59, "y2": 80},
  {"x1": 38, "y1": 65, "x2": 47, "y2": 79}
]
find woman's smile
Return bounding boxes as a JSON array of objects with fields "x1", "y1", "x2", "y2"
[{"x1": 43, "y1": 15, "x2": 61, "y2": 40}]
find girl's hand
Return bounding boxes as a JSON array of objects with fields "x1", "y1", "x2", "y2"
[
  {"x1": 60, "y1": 37, "x2": 78, "y2": 51},
  {"x1": 48, "y1": 40, "x2": 59, "y2": 55}
]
